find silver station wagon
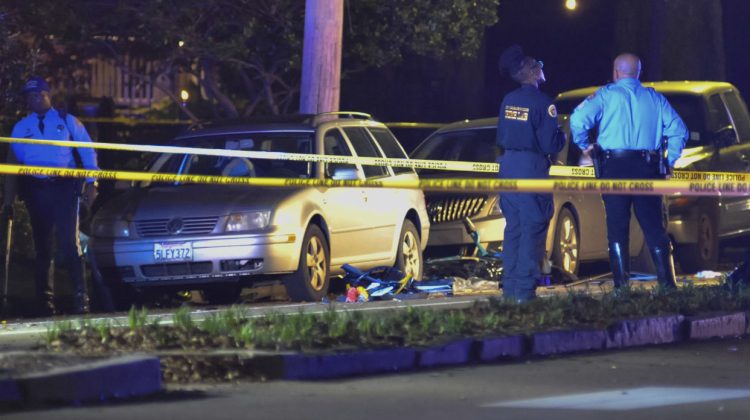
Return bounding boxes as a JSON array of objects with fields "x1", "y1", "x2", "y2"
[
  {"x1": 411, "y1": 118, "x2": 647, "y2": 279},
  {"x1": 89, "y1": 113, "x2": 430, "y2": 305}
]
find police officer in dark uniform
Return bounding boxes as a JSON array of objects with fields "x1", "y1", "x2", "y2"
[
  {"x1": 2, "y1": 76, "x2": 99, "y2": 315},
  {"x1": 496, "y1": 45, "x2": 566, "y2": 302},
  {"x1": 570, "y1": 53, "x2": 688, "y2": 290}
]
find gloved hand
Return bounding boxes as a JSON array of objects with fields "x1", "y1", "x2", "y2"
[{"x1": 1, "y1": 204, "x2": 14, "y2": 220}]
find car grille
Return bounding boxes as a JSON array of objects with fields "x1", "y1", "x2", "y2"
[
  {"x1": 140, "y1": 262, "x2": 213, "y2": 277},
  {"x1": 134, "y1": 217, "x2": 219, "y2": 237},
  {"x1": 426, "y1": 194, "x2": 487, "y2": 224}
]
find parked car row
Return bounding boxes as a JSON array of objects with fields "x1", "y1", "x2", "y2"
[{"x1": 88, "y1": 81, "x2": 750, "y2": 305}]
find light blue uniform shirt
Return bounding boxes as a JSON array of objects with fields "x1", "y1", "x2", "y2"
[
  {"x1": 569, "y1": 78, "x2": 688, "y2": 166},
  {"x1": 9, "y1": 107, "x2": 99, "y2": 178}
]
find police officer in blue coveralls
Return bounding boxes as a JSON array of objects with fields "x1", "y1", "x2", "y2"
[
  {"x1": 496, "y1": 45, "x2": 566, "y2": 302},
  {"x1": 570, "y1": 53, "x2": 688, "y2": 290},
  {"x1": 2, "y1": 76, "x2": 99, "y2": 315}
]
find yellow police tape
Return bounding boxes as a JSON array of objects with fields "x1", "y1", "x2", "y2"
[
  {"x1": 6, "y1": 136, "x2": 750, "y2": 183},
  {"x1": 2, "y1": 136, "x2": 749, "y2": 187},
  {"x1": 0, "y1": 136, "x2": 498, "y2": 173},
  {"x1": 1, "y1": 163, "x2": 749, "y2": 197}
]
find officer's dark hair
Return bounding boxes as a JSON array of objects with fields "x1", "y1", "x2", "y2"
[
  {"x1": 509, "y1": 57, "x2": 539, "y2": 84},
  {"x1": 499, "y1": 45, "x2": 539, "y2": 84}
]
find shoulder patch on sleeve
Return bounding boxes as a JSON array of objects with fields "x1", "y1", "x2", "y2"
[{"x1": 547, "y1": 104, "x2": 557, "y2": 118}]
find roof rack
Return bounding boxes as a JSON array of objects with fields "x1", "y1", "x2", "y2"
[{"x1": 315, "y1": 111, "x2": 372, "y2": 120}]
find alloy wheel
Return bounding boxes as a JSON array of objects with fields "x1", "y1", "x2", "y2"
[
  {"x1": 305, "y1": 236, "x2": 327, "y2": 291},
  {"x1": 557, "y1": 213, "x2": 579, "y2": 274},
  {"x1": 401, "y1": 230, "x2": 421, "y2": 278}
]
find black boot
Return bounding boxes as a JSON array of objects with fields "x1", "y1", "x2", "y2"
[
  {"x1": 651, "y1": 244, "x2": 678, "y2": 290},
  {"x1": 34, "y1": 260, "x2": 56, "y2": 317},
  {"x1": 608, "y1": 242, "x2": 630, "y2": 289},
  {"x1": 70, "y1": 256, "x2": 90, "y2": 314}
]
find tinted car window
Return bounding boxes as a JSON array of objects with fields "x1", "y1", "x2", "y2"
[
  {"x1": 723, "y1": 90, "x2": 750, "y2": 141},
  {"x1": 368, "y1": 127, "x2": 414, "y2": 175},
  {"x1": 663, "y1": 95, "x2": 709, "y2": 145},
  {"x1": 707, "y1": 94, "x2": 731, "y2": 133},
  {"x1": 323, "y1": 128, "x2": 357, "y2": 179},
  {"x1": 343, "y1": 127, "x2": 388, "y2": 178},
  {"x1": 145, "y1": 133, "x2": 313, "y2": 185},
  {"x1": 411, "y1": 128, "x2": 499, "y2": 175},
  {"x1": 555, "y1": 98, "x2": 586, "y2": 115}
]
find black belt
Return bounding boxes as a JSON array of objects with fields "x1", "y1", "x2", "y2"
[{"x1": 602, "y1": 149, "x2": 659, "y2": 159}]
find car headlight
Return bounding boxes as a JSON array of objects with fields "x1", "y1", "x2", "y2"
[
  {"x1": 92, "y1": 219, "x2": 131, "y2": 238},
  {"x1": 225, "y1": 211, "x2": 271, "y2": 232},
  {"x1": 488, "y1": 197, "x2": 503, "y2": 216}
]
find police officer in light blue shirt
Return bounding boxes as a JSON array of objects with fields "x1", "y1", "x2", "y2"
[
  {"x1": 570, "y1": 53, "x2": 688, "y2": 290},
  {"x1": 2, "y1": 76, "x2": 99, "y2": 315},
  {"x1": 496, "y1": 45, "x2": 566, "y2": 303}
]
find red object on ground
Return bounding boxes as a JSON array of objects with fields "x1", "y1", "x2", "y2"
[{"x1": 345, "y1": 287, "x2": 359, "y2": 303}]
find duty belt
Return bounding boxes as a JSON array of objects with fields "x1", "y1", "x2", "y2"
[{"x1": 603, "y1": 149, "x2": 659, "y2": 160}]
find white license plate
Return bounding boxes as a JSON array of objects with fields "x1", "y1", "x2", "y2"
[{"x1": 153, "y1": 242, "x2": 193, "y2": 262}]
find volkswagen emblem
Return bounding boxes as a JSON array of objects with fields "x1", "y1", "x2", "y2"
[{"x1": 167, "y1": 218, "x2": 184, "y2": 234}]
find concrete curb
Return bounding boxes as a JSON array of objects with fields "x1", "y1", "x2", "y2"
[
  {"x1": 0, "y1": 378, "x2": 22, "y2": 403},
  {"x1": 476, "y1": 335, "x2": 525, "y2": 362},
  {"x1": 531, "y1": 329, "x2": 607, "y2": 356},
  {"x1": 606, "y1": 315, "x2": 685, "y2": 348},
  {"x1": 254, "y1": 312, "x2": 746, "y2": 380},
  {"x1": 1, "y1": 355, "x2": 162, "y2": 405},
  {"x1": 687, "y1": 312, "x2": 747, "y2": 340},
  {"x1": 275, "y1": 348, "x2": 418, "y2": 380},
  {"x1": 417, "y1": 338, "x2": 475, "y2": 368},
  {"x1": 2, "y1": 312, "x2": 748, "y2": 395}
]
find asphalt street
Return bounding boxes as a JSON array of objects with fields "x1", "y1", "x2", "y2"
[{"x1": 3, "y1": 338, "x2": 749, "y2": 419}]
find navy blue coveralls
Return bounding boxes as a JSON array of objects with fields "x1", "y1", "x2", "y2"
[{"x1": 496, "y1": 84, "x2": 566, "y2": 301}]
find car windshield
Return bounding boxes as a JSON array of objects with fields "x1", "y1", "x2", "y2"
[
  {"x1": 662, "y1": 94, "x2": 708, "y2": 142},
  {"x1": 411, "y1": 128, "x2": 499, "y2": 175},
  {"x1": 143, "y1": 132, "x2": 314, "y2": 187},
  {"x1": 554, "y1": 97, "x2": 587, "y2": 116}
]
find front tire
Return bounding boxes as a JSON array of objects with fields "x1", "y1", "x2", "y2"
[
  {"x1": 551, "y1": 207, "x2": 580, "y2": 277},
  {"x1": 676, "y1": 212, "x2": 719, "y2": 273},
  {"x1": 395, "y1": 220, "x2": 423, "y2": 280},
  {"x1": 285, "y1": 224, "x2": 330, "y2": 302}
]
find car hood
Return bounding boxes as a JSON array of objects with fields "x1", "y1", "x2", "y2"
[{"x1": 96, "y1": 184, "x2": 299, "y2": 220}]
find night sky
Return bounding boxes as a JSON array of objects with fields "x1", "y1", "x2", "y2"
[
  {"x1": 486, "y1": 0, "x2": 618, "y2": 111},
  {"x1": 487, "y1": 0, "x2": 750, "y2": 112},
  {"x1": 347, "y1": 0, "x2": 750, "y2": 126}
]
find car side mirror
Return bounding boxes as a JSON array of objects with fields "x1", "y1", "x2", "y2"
[
  {"x1": 713, "y1": 125, "x2": 737, "y2": 148},
  {"x1": 330, "y1": 166, "x2": 360, "y2": 180}
]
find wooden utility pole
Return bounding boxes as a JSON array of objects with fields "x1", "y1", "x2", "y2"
[{"x1": 299, "y1": 0, "x2": 344, "y2": 114}]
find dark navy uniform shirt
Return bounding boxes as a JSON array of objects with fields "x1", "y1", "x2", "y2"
[{"x1": 496, "y1": 84, "x2": 566, "y2": 178}]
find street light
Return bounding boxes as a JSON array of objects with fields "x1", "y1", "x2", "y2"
[
  {"x1": 180, "y1": 89, "x2": 190, "y2": 116},
  {"x1": 565, "y1": 0, "x2": 577, "y2": 11}
]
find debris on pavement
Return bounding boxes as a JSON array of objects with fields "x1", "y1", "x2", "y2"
[{"x1": 335, "y1": 263, "x2": 499, "y2": 302}]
